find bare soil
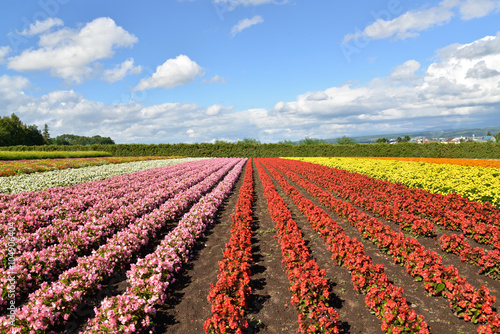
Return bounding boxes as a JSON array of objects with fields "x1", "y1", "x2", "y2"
[{"x1": 139, "y1": 160, "x2": 500, "y2": 333}]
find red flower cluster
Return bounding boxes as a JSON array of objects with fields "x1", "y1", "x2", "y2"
[
  {"x1": 261, "y1": 158, "x2": 429, "y2": 333},
  {"x1": 255, "y1": 159, "x2": 340, "y2": 333},
  {"x1": 270, "y1": 158, "x2": 499, "y2": 329},
  {"x1": 440, "y1": 233, "x2": 500, "y2": 280},
  {"x1": 205, "y1": 160, "x2": 255, "y2": 334},
  {"x1": 288, "y1": 159, "x2": 500, "y2": 248}
]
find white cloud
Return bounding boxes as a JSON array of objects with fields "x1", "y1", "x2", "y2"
[
  {"x1": 7, "y1": 17, "x2": 138, "y2": 83},
  {"x1": 133, "y1": 55, "x2": 203, "y2": 91},
  {"x1": 203, "y1": 74, "x2": 226, "y2": 84},
  {"x1": 343, "y1": 0, "x2": 500, "y2": 43},
  {"x1": 102, "y1": 58, "x2": 142, "y2": 83},
  {"x1": 0, "y1": 75, "x2": 30, "y2": 100},
  {"x1": 459, "y1": 0, "x2": 500, "y2": 20},
  {"x1": 363, "y1": 1, "x2": 455, "y2": 41},
  {"x1": 3, "y1": 32, "x2": 500, "y2": 143},
  {"x1": 0, "y1": 46, "x2": 11, "y2": 63},
  {"x1": 18, "y1": 18, "x2": 64, "y2": 36},
  {"x1": 231, "y1": 16, "x2": 264, "y2": 37},
  {"x1": 466, "y1": 60, "x2": 500, "y2": 78},
  {"x1": 391, "y1": 60, "x2": 421, "y2": 82}
]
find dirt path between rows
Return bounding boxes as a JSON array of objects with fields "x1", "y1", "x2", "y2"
[{"x1": 156, "y1": 159, "x2": 499, "y2": 333}]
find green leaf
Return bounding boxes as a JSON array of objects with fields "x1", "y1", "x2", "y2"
[{"x1": 435, "y1": 283, "x2": 445, "y2": 293}]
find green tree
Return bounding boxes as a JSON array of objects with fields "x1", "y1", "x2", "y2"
[
  {"x1": 299, "y1": 137, "x2": 327, "y2": 145},
  {"x1": 375, "y1": 137, "x2": 389, "y2": 143},
  {"x1": 238, "y1": 137, "x2": 261, "y2": 144},
  {"x1": 42, "y1": 124, "x2": 50, "y2": 141},
  {"x1": 278, "y1": 139, "x2": 295, "y2": 145},
  {"x1": 335, "y1": 136, "x2": 356, "y2": 145}
]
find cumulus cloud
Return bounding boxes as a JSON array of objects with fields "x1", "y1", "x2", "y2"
[
  {"x1": 231, "y1": 16, "x2": 264, "y2": 36},
  {"x1": 391, "y1": 60, "x2": 421, "y2": 82},
  {"x1": 18, "y1": 18, "x2": 64, "y2": 36},
  {"x1": 102, "y1": 58, "x2": 142, "y2": 83},
  {"x1": 133, "y1": 55, "x2": 203, "y2": 91},
  {"x1": 466, "y1": 60, "x2": 500, "y2": 79},
  {"x1": 3, "y1": 31, "x2": 500, "y2": 143},
  {"x1": 0, "y1": 46, "x2": 11, "y2": 63},
  {"x1": 343, "y1": 0, "x2": 500, "y2": 43},
  {"x1": 7, "y1": 17, "x2": 138, "y2": 83}
]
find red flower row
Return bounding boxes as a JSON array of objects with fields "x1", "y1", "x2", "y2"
[
  {"x1": 270, "y1": 158, "x2": 499, "y2": 331},
  {"x1": 440, "y1": 233, "x2": 500, "y2": 280},
  {"x1": 255, "y1": 159, "x2": 340, "y2": 333},
  {"x1": 205, "y1": 159, "x2": 255, "y2": 334},
  {"x1": 289, "y1": 159, "x2": 500, "y2": 249},
  {"x1": 260, "y1": 158, "x2": 430, "y2": 334}
]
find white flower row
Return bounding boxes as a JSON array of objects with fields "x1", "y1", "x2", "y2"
[{"x1": 0, "y1": 158, "x2": 205, "y2": 194}]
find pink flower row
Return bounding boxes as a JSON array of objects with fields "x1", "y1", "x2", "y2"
[
  {"x1": 0, "y1": 158, "x2": 242, "y2": 333},
  {"x1": 0, "y1": 159, "x2": 196, "y2": 235},
  {"x1": 83, "y1": 159, "x2": 246, "y2": 333},
  {"x1": 0, "y1": 160, "x2": 206, "y2": 267},
  {"x1": 0, "y1": 160, "x2": 220, "y2": 306}
]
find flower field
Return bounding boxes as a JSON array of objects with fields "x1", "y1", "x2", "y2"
[
  {"x1": 291, "y1": 157, "x2": 500, "y2": 207},
  {"x1": 1, "y1": 157, "x2": 499, "y2": 333},
  {"x1": 0, "y1": 151, "x2": 112, "y2": 161},
  {"x1": 0, "y1": 156, "x2": 182, "y2": 177}
]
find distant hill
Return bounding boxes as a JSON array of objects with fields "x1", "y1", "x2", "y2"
[{"x1": 326, "y1": 125, "x2": 500, "y2": 144}]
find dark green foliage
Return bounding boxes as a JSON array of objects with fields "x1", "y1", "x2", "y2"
[
  {"x1": 335, "y1": 136, "x2": 357, "y2": 145},
  {"x1": 0, "y1": 113, "x2": 45, "y2": 146},
  {"x1": 299, "y1": 137, "x2": 327, "y2": 145},
  {"x1": 2, "y1": 141, "x2": 499, "y2": 158},
  {"x1": 51, "y1": 134, "x2": 115, "y2": 145}
]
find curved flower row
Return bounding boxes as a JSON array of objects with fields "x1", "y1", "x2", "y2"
[
  {"x1": 0, "y1": 160, "x2": 223, "y2": 306},
  {"x1": 0, "y1": 158, "x2": 200, "y2": 234},
  {"x1": 0, "y1": 157, "x2": 202, "y2": 194},
  {"x1": 275, "y1": 158, "x2": 498, "y2": 329},
  {"x1": 83, "y1": 159, "x2": 246, "y2": 333},
  {"x1": 440, "y1": 234, "x2": 500, "y2": 280},
  {"x1": 261, "y1": 158, "x2": 429, "y2": 333},
  {"x1": 0, "y1": 158, "x2": 241, "y2": 333},
  {"x1": 0, "y1": 160, "x2": 204, "y2": 266},
  {"x1": 204, "y1": 159, "x2": 254, "y2": 334},
  {"x1": 0, "y1": 156, "x2": 179, "y2": 177},
  {"x1": 256, "y1": 159, "x2": 340, "y2": 334},
  {"x1": 286, "y1": 160, "x2": 434, "y2": 237},
  {"x1": 287, "y1": 158, "x2": 500, "y2": 249},
  {"x1": 291, "y1": 157, "x2": 500, "y2": 209}
]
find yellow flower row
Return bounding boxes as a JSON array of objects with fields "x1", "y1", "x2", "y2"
[{"x1": 287, "y1": 157, "x2": 500, "y2": 207}]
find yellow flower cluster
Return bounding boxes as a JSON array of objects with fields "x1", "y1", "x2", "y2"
[{"x1": 288, "y1": 157, "x2": 500, "y2": 208}]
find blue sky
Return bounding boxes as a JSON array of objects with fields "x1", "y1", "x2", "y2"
[{"x1": 1, "y1": 0, "x2": 500, "y2": 143}]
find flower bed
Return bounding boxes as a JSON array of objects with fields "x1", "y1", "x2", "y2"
[
  {"x1": 205, "y1": 159, "x2": 254, "y2": 333},
  {"x1": 83, "y1": 159, "x2": 245, "y2": 333},
  {"x1": 0, "y1": 158, "x2": 242, "y2": 332},
  {"x1": 256, "y1": 159, "x2": 340, "y2": 333}
]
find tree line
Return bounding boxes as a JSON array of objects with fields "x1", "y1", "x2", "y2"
[{"x1": 0, "y1": 113, "x2": 115, "y2": 147}]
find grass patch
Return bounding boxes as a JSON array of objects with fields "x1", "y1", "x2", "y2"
[{"x1": 0, "y1": 151, "x2": 112, "y2": 160}]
